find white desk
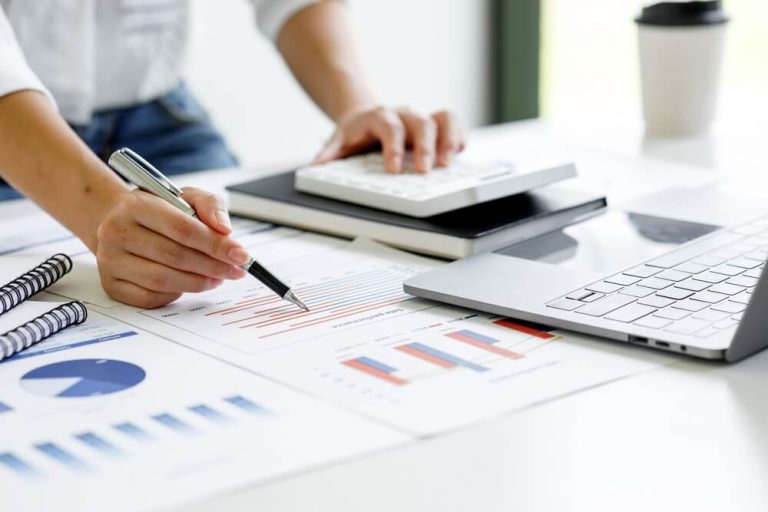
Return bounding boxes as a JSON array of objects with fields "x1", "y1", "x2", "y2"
[
  {"x1": 5, "y1": 119, "x2": 768, "y2": 512},
  {"x1": 190, "y1": 121, "x2": 768, "y2": 512}
]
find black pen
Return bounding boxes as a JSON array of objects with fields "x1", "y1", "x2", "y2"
[{"x1": 108, "y1": 148, "x2": 309, "y2": 312}]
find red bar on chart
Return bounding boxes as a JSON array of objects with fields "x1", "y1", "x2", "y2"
[
  {"x1": 494, "y1": 319, "x2": 555, "y2": 339},
  {"x1": 342, "y1": 358, "x2": 408, "y2": 385},
  {"x1": 396, "y1": 344, "x2": 456, "y2": 369},
  {"x1": 445, "y1": 330, "x2": 523, "y2": 360}
]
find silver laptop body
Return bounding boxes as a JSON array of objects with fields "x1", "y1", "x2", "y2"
[{"x1": 404, "y1": 215, "x2": 768, "y2": 362}]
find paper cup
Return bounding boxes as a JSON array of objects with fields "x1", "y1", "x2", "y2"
[{"x1": 638, "y1": 22, "x2": 726, "y2": 136}]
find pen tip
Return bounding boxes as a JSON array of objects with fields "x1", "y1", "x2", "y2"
[
  {"x1": 296, "y1": 299, "x2": 310, "y2": 312},
  {"x1": 285, "y1": 290, "x2": 310, "y2": 312}
]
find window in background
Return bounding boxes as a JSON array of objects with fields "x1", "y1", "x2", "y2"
[
  {"x1": 492, "y1": 0, "x2": 541, "y2": 122},
  {"x1": 541, "y1": 0, "x2": 768, "y2": 121}
]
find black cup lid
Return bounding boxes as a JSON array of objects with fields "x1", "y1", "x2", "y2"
[{"x1": 636, "y1": 1, "x2": 729, "y2": 26}]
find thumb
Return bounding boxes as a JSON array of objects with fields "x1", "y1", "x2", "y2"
[
  {"x1": 313, "y1": 131, "x2": 345, "y2": 164},
  {"x1": 182, "y1": 187, "x2": 232, "y2": 235}
]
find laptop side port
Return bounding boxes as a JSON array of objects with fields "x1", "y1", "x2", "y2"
[{"x1": 629, "y1": 335, "x2": 648, "y2": 345}]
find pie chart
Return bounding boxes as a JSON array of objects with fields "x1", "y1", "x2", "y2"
[{"x1": 20, "y1": 359, "x2": 146, "y2": 398}]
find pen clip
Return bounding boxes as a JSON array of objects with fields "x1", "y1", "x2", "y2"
[
  {"x1": 108, "y1": 148, "x2": 197, "y2": 217},
  {"x1": 111, "y1": 148, "x2": 184, "y2": 197}
]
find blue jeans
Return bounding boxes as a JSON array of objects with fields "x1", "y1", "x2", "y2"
[{"x1": 0, "y1": 83, "x2": 237, "y2": 200}]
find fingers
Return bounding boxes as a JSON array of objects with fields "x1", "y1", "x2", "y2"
[
  {"x1": 128, "y1": 192, "x2": 251, "y2": 266},
  {"x1": 312, "y1": 107, "x2": 466, "y2": 173},
  {"x1": 313, "y1": 131, "x2": 345, "y2": 164},
  {"x1": 107, "y1": 252, "x2": 223, "y2": 294},
  {"x1": 183, "y1": 187, "x2": 231, "y2": 235},
  {"x1": 95, "y1": 188, "x2": 252, "y2": 308},
  {"x1": 397, "y1": 109, "x2": 437, "y2": 173},
  {"x1": 368, "y1": 108, "x2": 406, "y2": 174},
  {"x1": 101, "y1": 278, "x2": 182, "y2": 309},
  {"x1": 100, "y1": 221, "x2": 246, "y2": 280},
  {"x1": 431, "y1": 110, "x2": 465, "y2": 167}
]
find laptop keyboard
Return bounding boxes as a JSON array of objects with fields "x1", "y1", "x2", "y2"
[{"x1": 546, "y1": 215, "x2": 767, "y2": 339}]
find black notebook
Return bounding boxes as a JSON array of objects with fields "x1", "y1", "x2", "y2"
[{"x1": 227, "y1": 171, "x2": 607, "y2": 259}]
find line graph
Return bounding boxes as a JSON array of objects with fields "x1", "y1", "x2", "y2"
[
  {"x1": 206, "y1": 268, "x2": 408, "y2": 337},
  {"x1": 141, "y1": 243, "x2": 435, "y2": 353}
]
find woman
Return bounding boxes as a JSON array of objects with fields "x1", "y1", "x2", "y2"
[{"x1": 0, "y1": 0, "x2": 465, "y2": 308}]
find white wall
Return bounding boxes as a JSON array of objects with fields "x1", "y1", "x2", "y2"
[
  {"x1": 542, "y1": 0, "x2": 768, "y2": 120},
  {"x1": 186, "y1": 0, "x2": 491, "y2": 168}
]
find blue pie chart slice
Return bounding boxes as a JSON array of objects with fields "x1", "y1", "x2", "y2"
[{"x1": 20, "y1": 359, "x2": 146, "y2": 398}]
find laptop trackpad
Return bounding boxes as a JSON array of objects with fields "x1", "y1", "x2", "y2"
[
  {"x1": 405, "y1": 253, "x2": 599, "y2": 314},
  {"x1": 405, "y1": 211, "x2": 721, "y2": 315}
]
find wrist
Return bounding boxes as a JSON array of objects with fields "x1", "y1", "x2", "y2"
[
  {"x1": 334, "y1": 99, "x2": 379, "y2": 125},
  {"x1": 323, "y1": 70, "x2": 378, "y2": 123},
  {"x1": 82, "y1": 169, "x2": 132, "y2": 253}
]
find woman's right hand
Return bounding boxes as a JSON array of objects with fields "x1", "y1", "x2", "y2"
[{"x1": 95, "y1": 187, "x2": 249, "y2": 308}]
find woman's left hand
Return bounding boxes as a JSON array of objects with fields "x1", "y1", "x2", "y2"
[{"x1": 314, "y1": 106, "x2": 466, "y2": 174}]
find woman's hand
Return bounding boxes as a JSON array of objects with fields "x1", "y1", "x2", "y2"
[
  {"x1": 95, "y1": 187, "x2": 249, "y2": 308},
  {"x1": 314, "y1": 106, "x2": 466, "y2": 174},
  {"x1": 0, "y1": 92, "x2": 245, "y2": 310}
]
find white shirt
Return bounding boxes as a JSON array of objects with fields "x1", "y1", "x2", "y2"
[{"x1": 0, "y1": 0, "x2": 319, "y2": 124}]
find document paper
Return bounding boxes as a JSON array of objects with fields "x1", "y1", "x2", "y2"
[
  {"x1": 0, "y1": 312, "x2": 408, "y2": 512},
  {"x1": 110, "y1": 237, "x2": 669, "y2": 435}
]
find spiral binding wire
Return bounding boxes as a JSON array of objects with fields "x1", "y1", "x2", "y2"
[
  {"x1": 0, "y1": 253, "x2": 72, "y2": 315},
  {"x1": 0, "y1": 301, "x2": 87, "y2": 361}
]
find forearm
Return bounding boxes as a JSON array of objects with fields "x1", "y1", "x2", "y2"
[
  {"x1": 277, "y1": 1, "x2": 376, "y2": 122},
  {"x1": 0, "y1": 90, "x2": 128, "y2": 251}
]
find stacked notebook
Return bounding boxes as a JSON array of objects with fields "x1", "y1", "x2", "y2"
[
  {"x1": 0, "y1": 254, "x2": 87, "y2": 362},
  {"x1": 227, "y1": 171, "x2": 607, "y2": 259}
]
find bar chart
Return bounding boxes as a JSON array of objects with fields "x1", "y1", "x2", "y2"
[
  {"x1": 237, "y1": 304, "x2": 654, "y2": 435},
  {"x1": 339, "y1": 318, "x2": 558, "y2": 387},
  {"x1": 74, "y1": 433, "x2": 123, "y2": 458},
  {"x1": 0, "y1": 452, "x2": 38, "y2": 477},
  {"x1": 0, "y1": 394, "x2": 272, "y2": 479},
  {"x1": 493, "y1": 319, "x2": 556, "y2": 339},
  {"x1": 114, "y1": 422, "x2": 152, "y2": 442},
  {"x1": 0, "y1": 309, "x2": 410, "y2": 511},
  {"x1": 397, "y1": 342, "x2": 491, "y2": 372},
  {"x1": 343, "y1": 357, "x2": 409, "y2": 386}
]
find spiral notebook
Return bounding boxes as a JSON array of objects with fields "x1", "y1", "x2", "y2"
[{"x1": 0, "y1": 254, "x2": 87, "y2": 362}]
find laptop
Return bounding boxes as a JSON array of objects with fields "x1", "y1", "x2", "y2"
[{"x1": 404, "y1": 213, "x2": 768, "y2": 362}]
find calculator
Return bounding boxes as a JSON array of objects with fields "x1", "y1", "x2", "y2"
[{"x1": 295, "y1": 153, "x2": 577, "y2": 217}]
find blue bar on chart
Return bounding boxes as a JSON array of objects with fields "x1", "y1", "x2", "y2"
[
  {"x1": 114, "y1": 422, "x2": 153, "y2": 441},
  {"x1": 0, "y1": 400, "x2": 12, "y2": 413},
  {"x1": 189, "y1": 404, "x2": 232, "y2": 424},
  {"x1": 356, "y1": 356, "x2": 397, "y2": 374},
  {"x1": 452, "y1": 329, "x2": 498, "y2": 344},
  {"x1": 445, "y1": 330, "x2": 524, "y2": 360},
  {"x1": 224, "y1": 395, "x2": 269, "y2": 415},
  {"x1": 0, "y1": 452, "x2": 39, "y2": 478},
  {"x1": 75, "y1": 432, "x2": 123, "y2": 457},
  {"x1": 152, "y1": 413, "x2": 197, "y2": 434},
  {"x1": 400, "y1": 342, "x2": 489, "y2": 372},
  {"x1": 35, "y1": 442, "x2": 89, "y2": 471}
]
